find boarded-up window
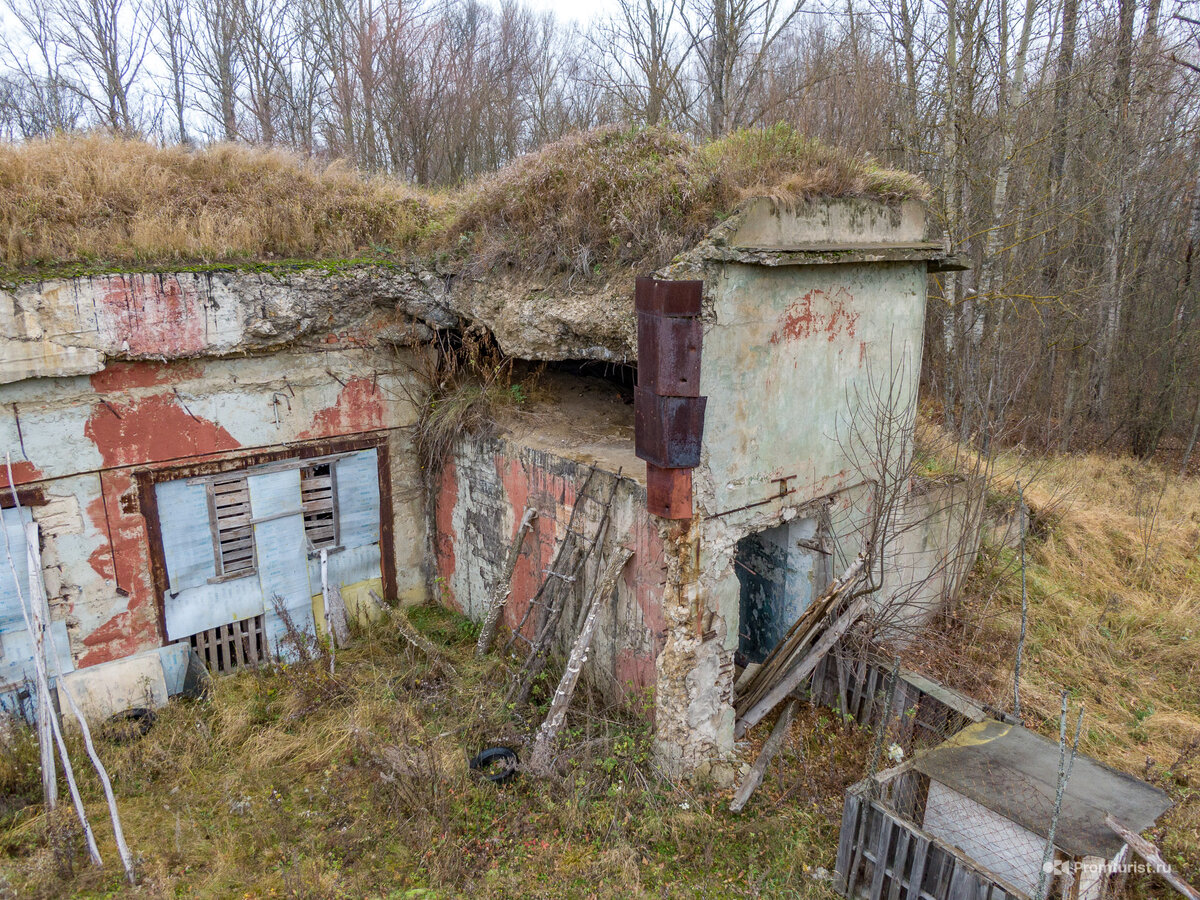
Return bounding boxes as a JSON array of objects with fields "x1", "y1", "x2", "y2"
[
  {"x1": 301, "y1": 463, "x2": 338, "y2": 550},
  {"x1": 207, "y1": 475, "x2": 256, "y2": 577},
  {"x1": 186, "y1": 614, "x2": 267, "y2": 674}
]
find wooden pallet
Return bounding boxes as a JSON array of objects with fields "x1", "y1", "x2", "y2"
[{"x1": 187, "y1": 615, "x2": 268, "y2": 674}]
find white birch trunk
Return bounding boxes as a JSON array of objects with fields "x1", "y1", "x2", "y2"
[{"x1": 526, "y1": 547, "x2": 632, "y2": 776}]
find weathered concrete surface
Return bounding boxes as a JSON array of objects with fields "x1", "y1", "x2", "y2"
[
  {"x1": 1, "y1": 266, "x2": 451, "y2": 384},
  {"x1": 1, "y1": 198, "x2": 941, "y2": 376},
  {"x1": 872, "y1": 478, "x2": 984, "y2": 640},
  {"x1": 725, "y1": 197, "x2": 928, "y2": 249},
  {"x1": 434, "y1": 430, "x2": 666, "y2": 701},
  {"x1": 648, "y1": 202, "x2": 932, "y2": 775},
  {"x1": 444, "y1": 276, "x2": 638, "y2": 363},
  {"x1": 0, "y1": 346, "x2": 428, "y2": 683}
]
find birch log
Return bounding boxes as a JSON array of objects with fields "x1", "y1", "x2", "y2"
[
  {"x1": 320, "y1": 549, "x2": 351, "y2": 647},
  {"x1": 24, "y1": 522, "x2": 56, "y2": 810},
  {"x1": 368, "y1": 589, "x2": 456, "y2": 676},
  {"x1": 1106, "y1": 815, "x2": 1200, "y2": 900},
  {"x1": 26, "y1": 521, "x2": 136, "y2": 884},
  {"x1": 526, "y1": 546, "x2": 632, "y2": 776},
  {"x1": 0, "y1": 482, "x2": 102, "y2": 867},
  {"x1": 476, "y1": 508, "x2": 536, "y2": 658}
]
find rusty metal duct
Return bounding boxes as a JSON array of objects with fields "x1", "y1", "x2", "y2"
[{"x1": 634, "y1": 277, "x2": 706, "y2": 519}]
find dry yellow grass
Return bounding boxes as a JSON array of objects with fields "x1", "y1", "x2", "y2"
[
  {"x1": 0, "y1": 125, "x2": 927, "y2": 275},
  {"x1": 0, "y1": 605, "x2": 857, "y2": 898},
  {"x1": 910, "y1": 428, "x2": 1200, "y2": 884},
  {"x1": 452, "y1": 124, "x2": 928, "y2": 275},
  {"x1": 0, "y1": 135, "x2": 446, "y2": 268}
]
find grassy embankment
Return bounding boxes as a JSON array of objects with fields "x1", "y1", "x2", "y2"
[
  {"x1": 0, "y1": 125, "x2": 926, "y2": 278},
  {"x1": 909, "y1": 428, "x2": 1200, "y2": 890}
]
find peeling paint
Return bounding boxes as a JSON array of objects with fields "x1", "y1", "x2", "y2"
[
  {"x1": 298, "y1": 377, "x2": 387, "y2": 439},
  {"x1": 84, "y1": 393, "x2": 241, "y2": 468},
  {"x1": 771, "y1": 287, "x2": 860, "y2": 344},
  {"x1": 79, "y1": 470, "x2": 159, "y2": 667}
]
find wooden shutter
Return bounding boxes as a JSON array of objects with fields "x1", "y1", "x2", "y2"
[
  {"x1": 208, "y1": 475, "x2": 256, "y2": 576},
  {"x1": 300, "y1": 463, "x2": 338, "y2": 550}
]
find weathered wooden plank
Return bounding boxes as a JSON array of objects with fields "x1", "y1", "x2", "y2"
[
  {"x1": 298, "y1": 474, "x2": 332, "y2": 491},
  {"x1": 218, "y1": 533, "x2": 254, "y2": 551},
  {"x1": 304, "y1": 524, "x2": 337, "y2": 544},
  {"x1": 948, "y1": 863, "x2": 976, "y2": 900},
  {"x1": 836, "y1": 791, "x2": 862, "y2": 894},
  {"x1": 864, "y1": 666, "x2": 880, "y2": 725},
  {"x1": 1107, "y1": 814, "x2": 1200, "y2": 900},
  {"x1": 931, "y1": 849, "x2": 953, "y2": 897},
  {"x1": 232, "y1": 621, "x2": 245, "y2": 668},
  {"x1": 887, "y1": 825, "x2": 911, "y2": 900},
  {"x1": 869, "y1": 813, "x2": 895, "y2": 899},
  {"x1": 907, "y1": 836, "x2": 929, "y2": 900}
]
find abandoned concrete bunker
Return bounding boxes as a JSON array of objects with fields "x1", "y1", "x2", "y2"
[{"x1": 1, "y1": 192, "x2": 972, "y2": 780}]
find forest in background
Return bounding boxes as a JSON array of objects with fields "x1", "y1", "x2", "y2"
[{"x1": 1, "y1": 0, "x2": 1198, "y2": 463}]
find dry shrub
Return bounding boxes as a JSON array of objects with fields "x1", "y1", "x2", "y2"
[
  {"x1": 1, "y1": 125, "x2": 926, "y2": 277},
  {"x1": 450, "y1": 123, "x2": 928, "y2": 277},
  {"x1": 0, "y1": 134, "x2": 445, "y2": 268}
]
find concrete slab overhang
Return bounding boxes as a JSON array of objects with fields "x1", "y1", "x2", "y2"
[{"x1": 701, "y1": 241, "x2": 969, "y2": 270}]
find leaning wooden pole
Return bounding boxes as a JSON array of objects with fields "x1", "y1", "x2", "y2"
[
  {"x1": 735, "y1": 591, "x2": 874, "y2": 739},
  {"x1": 25, "y1": 520, "x2": 135, "y2": 883},
  {"x1": 1106, "y1": 815, "x2": 1200, "y2": 900},
  {"x1": 729, "y1": 698, "x2": 798, "y2": 813},
  {"x1": 2, "y1": 460, "x2": 102, "y2": 866},
  {"x1": 526, "y1": 546, "x2": 632, "y2": 776},
  {"x1": 476, "y1": 508, "x2": 536, "y2": 658}
]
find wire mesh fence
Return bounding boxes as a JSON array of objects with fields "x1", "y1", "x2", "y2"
[{"x1": 826, "y1": 646, "x2": 1128, "y2": 900}]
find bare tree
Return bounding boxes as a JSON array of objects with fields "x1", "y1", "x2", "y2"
[
  {"x1": 685, "y1": 0, "x2": 806, "y2": 137},
  {"x1": 591, "y1": 0, "x2": 689, "y2": 126}
]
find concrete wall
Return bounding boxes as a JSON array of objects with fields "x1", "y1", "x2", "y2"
[
  {"x1": 734, "y1": 516, "x2": 829, "y2": 663},
  {"x1": 651, "y1": 199, "x2": 931, "y2": 778},
  {"x1": 434, "y1": 433, "x2": 667, "y2": 701},
  {"x1": 0, "y1": 273, "x2": 431, "y2": 717}
]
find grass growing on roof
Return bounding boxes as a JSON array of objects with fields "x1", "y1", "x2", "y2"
[
  {"x1": 0, "y1": 135, "x2": 448, "y2": 269},
  {"x1": 451, "y1": 124, "x2": 929, "y2": 277},
  {"x1": 0, "y1": 125, "x2": 927, "y2": 276}
]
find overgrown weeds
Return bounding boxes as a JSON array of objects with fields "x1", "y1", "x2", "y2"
[
  {"x1": 409, "y1": 328, "x2": 534, "y2": 476},
  {"x1": 0, "y1": 604, "x2": 856, "y2": 898},
  {"x1": 0, "y1": 125, "x2": 926, "y2": 276},
  {"x1": 904, "y1": 435, "x2": 1200, "y2": 889}
]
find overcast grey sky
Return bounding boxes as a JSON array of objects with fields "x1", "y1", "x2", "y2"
[{"x1": 522, "y1": 0, "x2": 620, "y2": 26}]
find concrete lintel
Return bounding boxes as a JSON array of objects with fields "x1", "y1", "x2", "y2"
[{"x1": 702, "y1": 242, "x2": 952, "y2": 268}]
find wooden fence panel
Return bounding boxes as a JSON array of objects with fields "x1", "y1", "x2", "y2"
[{"x1": 835, "y1": 783, "x2": 1032, "y2": 900}]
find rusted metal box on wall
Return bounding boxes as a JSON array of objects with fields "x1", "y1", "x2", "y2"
[{"x1": 634, "y1": 277, "x2": 706, "y2": 519}]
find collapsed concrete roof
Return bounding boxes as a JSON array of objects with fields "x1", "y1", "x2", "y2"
[{"x1": 0, "y1": 126, "x2": 945, "y2": 378}]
